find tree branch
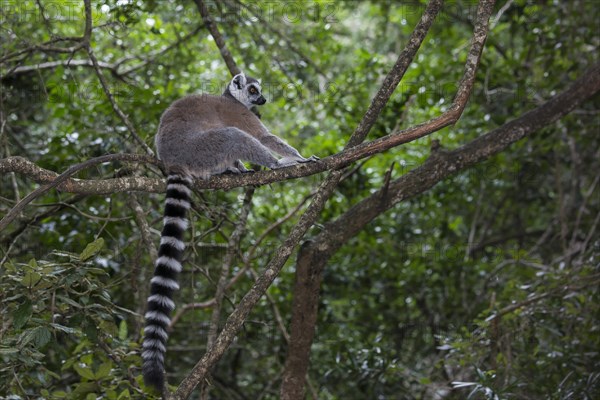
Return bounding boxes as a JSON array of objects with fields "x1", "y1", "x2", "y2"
[
  {"x1": 0, "y1": 154, "x2": 160, "y2": 232},
  {"x1": 227, "y1": 0, "x2": 328, "y2": 79},
  {"x1": 173, "y1": 0, "x2": 497, "y2": 397},
  {"x1": 487, "y1": 275, "x2": 600, "y2": 321},
  {"x1": 306, "y1": 59, "x2": 600, "y2": 281},
  {"x1": 280, "y1": 60, "x2": 600, "y2": 398},
  {"x1": 0, "y1": 156, "x2": 162, "y2": 194},
  {"x1": 201, "y1": 188, "x2": 254, "y2": 398},
  {"x1": 346, "y1": 0, "x2": 444, "y2": 148},
  {"x1": 194, "y1": 0, "x2": 241, "y2": 76},
  {"x1": 2, "y1": 25, "x2": 204, "y2": 80}
]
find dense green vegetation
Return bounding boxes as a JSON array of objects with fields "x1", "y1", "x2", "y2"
[{"x1": 1, "y1": 1, "x2": 598, "y2": 399}]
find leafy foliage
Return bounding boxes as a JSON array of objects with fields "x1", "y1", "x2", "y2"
[
  {"x1": 1, "y1": 0, "x2": 598, "y2": 399},
  {"x1": 0, "y1": 242, "x2": 144, "y2": 398}
]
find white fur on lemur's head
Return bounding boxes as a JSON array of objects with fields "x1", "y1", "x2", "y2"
[{"x1": 224, "y1": 73, "x2": 266, "y2": 109}]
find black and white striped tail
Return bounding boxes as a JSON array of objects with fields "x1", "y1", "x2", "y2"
[{"x1": 142, "y1": 173, "x2": 192, "y2": 392}]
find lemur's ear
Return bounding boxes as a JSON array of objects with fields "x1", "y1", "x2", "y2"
[{"x1": 232, "y1": 73, "x2": 246, "y2": 89}]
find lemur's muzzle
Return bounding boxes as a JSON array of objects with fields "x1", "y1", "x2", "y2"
[{"x1": 254, "y1": 95, "x2": 267, "y2": 105}]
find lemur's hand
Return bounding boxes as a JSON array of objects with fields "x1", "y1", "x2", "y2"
[
  {"x1": 272, "y1": 155, "x2": 319, "y2": 169},
  {"x1": 298, "y1": 155, "x2": 320, "y2": 163}
]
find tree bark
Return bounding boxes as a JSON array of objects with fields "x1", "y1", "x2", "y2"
[
  {"x1": 280, "y1": 241, "x2": 329, "y2": 400},
  {"x1": 279, "y1": 61, "x2": 600, "y2": 397}
]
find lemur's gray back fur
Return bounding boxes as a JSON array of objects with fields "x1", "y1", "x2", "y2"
[{"x1": 143, "y1": 73, "x2": 318, "y2": 393}]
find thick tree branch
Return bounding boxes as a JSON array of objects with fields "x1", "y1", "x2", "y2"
[
  {"x1": 280, "y1": 0, "x2": 495, "y2": 399},
  {"x1": 281, "y1": 61, "x2": 600, "y2": 398},
  {"x1": 330, "y1": 62, "x2": 600, "y2": 256},
  {"x1": 0, "y1": 154, "x2": 160, "y2": 232},
  {"x1": 173, "y1": 0, "x2": 498, "y2": 397},
  {"x1": 346, "y1": 0, "x2": 444, "y2": 148},
  {"x1": 279, "y1": 240, "x2": 325, "y2": 400},
  {"x1": 0, "y1": 156, "x2": 162, "y2": 195}
]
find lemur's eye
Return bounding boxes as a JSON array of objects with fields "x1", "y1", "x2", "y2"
[{"x1": 249, "y1": 87, "x2": 258, "y2": 95}]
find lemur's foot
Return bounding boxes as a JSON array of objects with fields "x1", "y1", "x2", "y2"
[
  {"x1": 223, "y1": 167, "x2": 242, "y2": 174},
  {"x1": 223, "y1": 160, "x2": 255, "y2": 174},
  {"x1": 224, "y1": 166, "x2": 254, "y2": 175}
]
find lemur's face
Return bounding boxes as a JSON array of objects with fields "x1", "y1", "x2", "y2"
[{"x1": 229, "y1": 73, "x2": 266, "y2": 108}]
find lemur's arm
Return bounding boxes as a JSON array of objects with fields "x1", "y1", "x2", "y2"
[{"x1": 246, "y1": 117, "x2": 318, "y2": 164}]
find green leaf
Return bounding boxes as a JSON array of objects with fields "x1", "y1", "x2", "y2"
[
  {"x1": 73, "y1": 363, "x2": 96, "y2": 380},
  {"x1": 50, "y1": 323, "x2": 79, "y2": 335},
  {"x1": 118, "y1": 319, "x2": 128, "y2": 341},
  {"x1": 81, "y1": 354, "x2": 93, "y2": 364},
  {"x1": 20, "y1": 328, "x2": 37, "y2": 346},
  {"x1": 80, "y1": 237, "x2": 105, "y2": 261},
  {"x1": 83, "y1": 320, "x2": 98, "y2": 341},
  {"x1": 71, "y1": 382, "x2": 97, "y2": 399},
  {"x1": 99, "y1": 319, "x2": 118, "y2": 337},
  {"x1": 419, "y1": 376, "x2": 432, "y2": 384},
  {"x1": 21, "y1": 270, "x2": 42, "y2": 287},
  {"x1": 31, "y1": 326, "x2": 52, "y2": 348},
  {"x1": 117, "y1": 389, "x2": 131, "y2": 399},
  {"x1": 0, "y1": 348, "x2": 19, "y2": 355},
  {"x1": 448, "y1": 216, "x2": 464, "y2": 234},
  {"x1": 13, "y1": 299, "x2": 33, "y2": 329},
  {"x1": 56, "y1": 294, "x2": 84, "y2": 309},
  {"x1": 95, "y1": 361, "x2": 113, "y2": 379}
]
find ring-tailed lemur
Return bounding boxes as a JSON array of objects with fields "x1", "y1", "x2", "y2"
[{"x1": 142, "y1": 73, "x2": 319, "y2": 392}]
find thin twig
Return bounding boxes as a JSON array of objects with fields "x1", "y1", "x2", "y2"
[
  {"x1": 194, "y1": 0, "x2": 241, "y2": 76},
  {"x1": 228, "y1": 0, "x2": 328, "y2": 78},
  {"x1": 3, "y1": 25, "x2": 204, "y2": 79},
  {"x1": 486, "y1": 276, "x2": 600, "y2": 321},
  {"x1": 85, "y1": 46, "x2": 154, "y2": 155},
  {"x1": 169, "y1": 300, "x2": 217, "y2": 330},
  {"x1": 246, "y1": 192, "x2": 314, "y2": 262},
  {"x1": 206, "y1": 189, "x2": 255, "y2": 348}
]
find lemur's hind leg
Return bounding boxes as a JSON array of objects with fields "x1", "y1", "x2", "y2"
[
  {"x1": 196, "y1": 128, "x2": 279, "y2": 174},
  {"x1": 223, "y1": 128, "x2": 280, "y2": 168}
]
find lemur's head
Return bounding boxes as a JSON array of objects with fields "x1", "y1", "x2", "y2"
[{"x1": 224, "y1": 73, "x2": 266, "y2": 109}]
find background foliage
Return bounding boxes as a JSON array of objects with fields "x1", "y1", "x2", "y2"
[{"x1": 1, "y1": 1, "x2": 598, "y2": 399}]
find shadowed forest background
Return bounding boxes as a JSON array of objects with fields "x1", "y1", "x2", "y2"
[{"x1": 0, "y1": 1, "x2": 599, "y2": 399}]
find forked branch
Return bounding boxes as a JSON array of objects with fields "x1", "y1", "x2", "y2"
[{"x1": 172, "y1": 0, "x2": 496, "y2": 398}]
